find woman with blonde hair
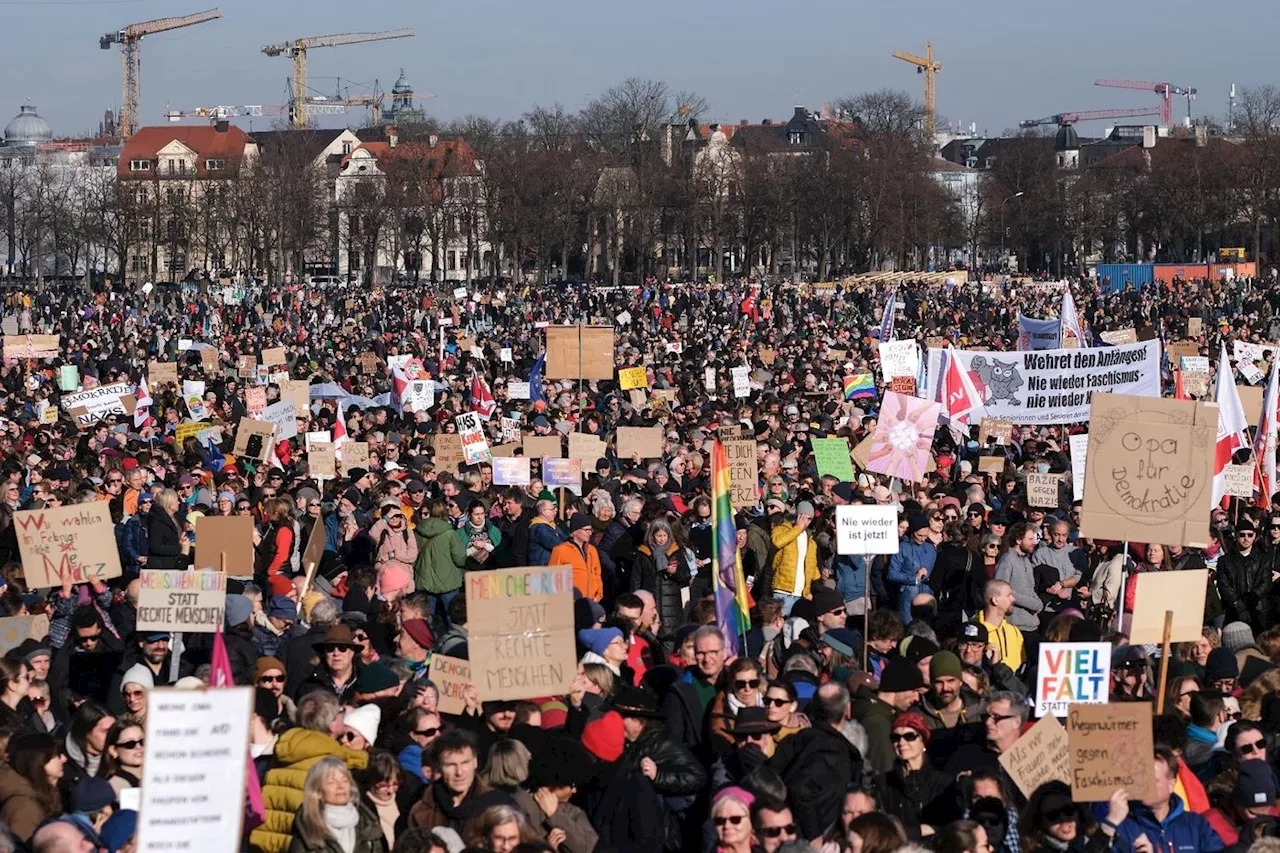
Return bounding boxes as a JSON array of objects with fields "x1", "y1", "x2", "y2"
[
  {"x1": 146, "y1": 488, "x2": 188, "y2": 569},
  {"x1": 481, "y1": 738, "x2": 530, "y2": 794},
  {"x1": 1177, "y1": 627, "x2": 1220, "y2": 681},
  {"x1": 257, "y1": 497, "x2": 297, "y2": 596},
  {"x1": 289, "y1": 757, "x2": 386, "y2": 853}
]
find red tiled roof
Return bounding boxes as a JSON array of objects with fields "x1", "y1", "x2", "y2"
[
  {"x1": 118, "y1": 125, "x2": 253, "y2": 178},
  {"x1": 340, "y1": 137, "x2": 481, "y2": 179}
]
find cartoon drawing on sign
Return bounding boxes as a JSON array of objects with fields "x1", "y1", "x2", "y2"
[{"x1": 970, "y1": 356, "x2": 1024, "y2": 406}]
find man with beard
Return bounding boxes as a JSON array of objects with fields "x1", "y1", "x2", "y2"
[
  {"x1": 917, "y1": 650, "x2": 980, "y2": 730},
  {"x1": 106, "y1": 631, "x2": 175, "y2": 715},
  {"x1": 954, "y1": 622, "x2": 1026, "y2": 696}
]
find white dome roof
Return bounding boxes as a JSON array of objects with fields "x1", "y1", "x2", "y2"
[{"x1": 5, "y1": 104, "x2": 51, "y2": 147}]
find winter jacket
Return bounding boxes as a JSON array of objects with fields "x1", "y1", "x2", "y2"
[
  {"x1": 834, "y1": 552, "x2": 866, "y2": 603},
  {"x1": 412, "y1": 517, "x2": 466, "y2": 594},
  {"x1": 146, "y1": 505, "x2": 184, "y2": 570},
  {"x1": 493, "y1": 509, "x2": 531, "y2": 569},
  {"x1": 584, "y1": 760, "x2": 666, "y2": 851},
  {"x1": 1216, "y1": 550, "x2": 1272, "y2": 629},
  {"x1": 995, "y1": 548, "x2": 1044, "y2": 632},
  {"x1": 455, "y1": 521, "x2": 501, "y2": 571},
  {"x1": 251, "y1": 728, "x2": 370, "y2": 853},
  {"x1": 550, "y1": 540, "x2": 603, "y2": 601},
  {"x1": 873, "y1": 762, "x2": 955, "y2": 832},
  {"x1": 887, "y1": 538, "x2": 938, "y2": 603},
  {"x1": 770, "y1": 522, "x2": 820, "y2": 598},
  {"x1": 622, "y1": 723, "x2": 707, "y2": 798},
  {"x1": 630, "y1": 543, "x2": 692, "y2": 635},
  {"x1": 255, "y1": 522, "x2": 296, "y2": 593},
  {"x1": 528, "y1": 517, "x2": 566, "y2": 566},
  {"x1": 0, "y1": 765, "x2": 55, "y2": 843},
  {"x1": 117, "y1": 513, "x2": 148, "y2": 571},
  {"x1": 368, "y1": 518, "x2": 418, "y2": 568},
  {"x1": 597, "y1": 517, "x2": 631, "y2": 589},
  {"x1": 406, "y1": 777, "x2": 514, "y2": 841},
  {"x1": 850, "y1": 684, "x2": 898, "y2": 775},
  {"x1": 1107, "y1": 795, "x2": 1224, "y2": 853},
  {"x1": 769, "y1": 719, "x2": 864, "y2": 841},
  {"x1": 512, "y1": 788, "x2": 598, "y2": 853},
  {"x1": 286, "y1": 800, "x2": 387, "y2": 853},
  {"x1": 661, "y1": 668, "x2": 716, "y2": 760}
]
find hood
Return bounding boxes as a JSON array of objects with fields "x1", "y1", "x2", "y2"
[{"x1": 415, "y1": 517, "x2": 454, "y2": 539}]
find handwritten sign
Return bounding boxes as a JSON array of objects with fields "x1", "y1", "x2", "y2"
[
  {"x1": 340, "y1": 442, "x2": 370, "y2": 476},
  {"x1": 428, "y1": 654, "x2": 472, "y2": 715},
  {"x1": 618, "y1": 366, "x2": 648, "y2": 390},
  {"x1": 567, "y1": 432, "x2": 606, "y2": 468},
  {"x1": 309, "y1": 442, "x2": 336, "y2": 478},
  {"x1": 0, "y1": 614, "x2": 50, "y2": 656},
  {"x1": 466, "y1": 566, "x2": 576, "y2": 700},
  {"x1": 200, "y1": 348, "x2": 219, "y2": 373},
  {"x1": 732, "y1": 366, "x2": 751, "y2": 398},
  {"x1": 834, "y1": 505, "x2": 900, "y2": 556},
  {"x1": 1067, "y1": 702, "x2": 1156, "y2": 802},
  {"x1": 1035, "y1": 642, "x2": 1111, "y2": 717},
  {"x1": 149, "y1": 360, "x2": 179, "y2": 386},
  {"x1": 456, "y1": 412, "x2": 491, "y2": 464},
  {"x1": 617, "y1": 426, "x2": 663, "y2": 460},
  {"x1": 14, "y1": 503, "x2": 122, "y2": 588},
  {"x1": 812, "y1": 437, "x2": 856, "y2": 482},
  {"x1": 192, "y1": 516, "x2": 254, "y2": 573},
  {"x1": 1224, "y1": 464, "x2": 1254, "y2": 499},
  {"x1": 259, "y1": 400, "x2": 297, "y2": 441},
  {"x1": 136, "y1": 571, "x2": 227, "y2": 633},
  {"x1": 3, "y1": 334, "x2": 59, "y2": 359},
  {"x1": 232, "y1": 418, "x2": 275, "y2": 463},
  {"x1": 724, "y1": 439, "x2": 759, "y2": 509},
  {"x1": 244, "y1": 387, "x2": 267, "y2": 417},
  {"x1": 999, "y1": 714, "x2": 1070, "y2": 799},
  {"x1": 889, "y1": 376, "x2": 916, "y2": 395},
  {"x1": 979, "y1": 417, "x2": 1014, "y2": 447},
  {"x1": 506, "y1": 381, "x2": 530, "y2": 400},
  {"x1": 278, "y1": 379, "x2": 310, "y2": 414},
  {"x1": 261, "y1": 347, "x2": 287, "y2": 367},
  {"x1": 542, "y1": 458, "x2": 582, "y2": 496},
  {"x1": 1026, "y1": 473, "x2": 1060, "y2": 508}
]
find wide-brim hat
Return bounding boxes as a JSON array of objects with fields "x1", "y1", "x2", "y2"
[{"x1": 313, "y1": 623, "x2": 362, "y2": 652}]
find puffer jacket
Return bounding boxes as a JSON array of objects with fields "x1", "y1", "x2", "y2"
[
  {"x1": 630, "y1": 543, "x2": 692, "y2": 639},
  {"x1": 770, "y1": 522, "x2": 819, "y2": 598},
  {"x1": 368, "y1": 517, "x2": 418, "y2": 568},
  {"x1": 250, "y1": 728, "x2": 370, "y2": 853},
  {"x1": 1107, "y1": 795, "x2": 1225, "y2": 853},
  {"x1": 0, "y1": 765, "x2": 55, "y2": 843},
  {"x1": 528, "y1": 516, "x2": 566, "y2": 566},
  {"x1": 412, "y1": 517, "x2": 466, "y2": 594}
]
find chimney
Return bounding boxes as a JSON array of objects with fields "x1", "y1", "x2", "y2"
[
  {"x1": 739, "y1": 120, "x2": 747, "y2": 126},
  {"x1": 214, "y1": 120, "x2": 229, "y2": 133},
  {"x1": 388, "y1": 126, "x2": 398, "y2": 148},
  {"x1": 821, "y1": 102, "x2": 832, "y2": 120},
  {"x1": 429, "y1": 133, "x2": 438, "y2": 147},
  {"x1": 793, "y1": 105, "x2": 806, "y2": 120}
]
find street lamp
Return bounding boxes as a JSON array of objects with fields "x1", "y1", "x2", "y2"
[{"x1": 1000, "y1": 191, "x2": 1025, "y2": 271}]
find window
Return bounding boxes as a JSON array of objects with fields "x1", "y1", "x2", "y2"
[
  {"x1": 166, "y1": 159, "x2": 188, "y2": 175},
  {"x1": 788, "y1": 130, "x2": 805, "y2": 145},
  {"x1": 342, "y1": 142, "x2": 353, "y2": 155},
  {"x1": 205, "y1": 158, "x2": 225, "y2": 171},
  {"x1": 130, "y1": 159, "x2": 151, "y2": 172}
]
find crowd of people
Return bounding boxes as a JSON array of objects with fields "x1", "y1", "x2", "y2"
[{"x1": 0, "y1": 272, "x2": 1276, "y2": 853}]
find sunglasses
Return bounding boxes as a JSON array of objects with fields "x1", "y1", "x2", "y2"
[
  {"x1": 116, "y1": 739, "x2": 145, "y2": 750},
  {"x1": 734, "y1": 678, "x2": 761, "y2": 691},
  {"x1": 733, "y1": 731, "x2": 767, "y2": 741},
  {"x1": 76, "y1": 633, "x2": 102, "y2": 645},
  {"x1": 763, "y1": 696, "x2": 791, "y2": 707},
  {"x1": 413, "y1": 726, "x2": 440, "y2": 738},
  {"x1": 1239, "y1": 531, "x2": 1256, "y2": 537},
  {"x1": 123, "y1": 690, "x2": 146, "y2": 700},
  {"x1": 890, "y1": 731, "x2": 921, "y2": 743},
  {"x1": 258, "y1": 675, "x2": 284, "y2": 684},
  {"x1": 967, "y1": 511, "x2": 983, "y2": 518},
  {"x1": 983, "y1": 712, "x2": 1018, "y2": 724},
  {"x1": 759, "y1": 825, "x2": 797, "y2": 838},
  {"x1": 336, "y1": 731, "x2": 361, "y2": 744},
  {"x1": 713, "y1": 815, "x2": 746, "y2": 827},
  {"x1": 1042, "y1": 804, "x2": 1077, "y2": 823},
  {"x1": 1240, "y1": 739, "x2": 1266, "y2": 755}
]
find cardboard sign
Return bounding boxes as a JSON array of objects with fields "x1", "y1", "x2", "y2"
[
  {"x1": 428, "y1": 654, "x2": 472, "y2": 715},
  {"x1": 304, "y1": 431, "x2": 331, "y2": 451},
  {"x1": 456, "y1": 412, "x2": 491, "y2": 464},
  {"x1": 136, "y1": 571, "x2": 227, "y2": 633},
  {"x1": 244, "y1": 386, "x2": 267, "y2": 418},
  {"x1": 1129, "y1": 568, "x2": 1209, "y2": 645},
  {"x1": 1035, "y1": 642, "x2": 1111, "y2": 717},
  {"x1": 1069, "y1": 433, "x2": 1088, "y2": 501},
  {"x1": 617, "y1": 426, "x2": 663, "y2": 460},
  {"x1": 490, "y1": 443, "x2": 518, "y2": 458},
  {"x1": 724, "y1": 439, "x2": 759, "y2": 509},
  {"x1": 568, "y1": 432, "x2": 607, "y2": 468},
  {"x1": 835, "y1": 505, "x2": 900, "y2": 556},
  {"x1": 61, "y1": 383, "x2": 133, "y2": 427},
  {"x1": 758, "y1": 347, "x2": 776, "y2": 366},
  {"x1": 542, "y1": 458, "x2": 582, "y2": 495},
  {"x1": 14, "y1": 503, "x2": 122, "y2": 587},
  {"x1": 137, "y1": 686, "x2": 251, "y2": 853},
  {"x1": 3, "y1": 334, "x2": 59, "y2": 359},
  {"x1": 999, "y1": 714, "x2": 1071, "y2": 799},
  {"x1": 358, "y1": 352, "x2": 381, "y2": 374},
  {"x1": 340, "y1": 442, "x2": 370, "y2": 476},
  {"x1": 301, "y1": 512, "x2": 327, "y2": 580},
  {"x1": 434, "y1": 434, "x2": 465, "y2": 472},
  {"x1": 236, "y1": 355, "x2": 256, "y2": 378},
  {"x1": 276, "y1": 379, "x2": 308, "y2": 415},
  {"x1": 1224, "y1": 464, "x2": 1254, "y2": 498},
  {"x1": 618, "y1": 366, "x2": 648, "y2": 390},
  {"x1": 261, "y1": 347, "x2": 287, "y2": 367},
  {"x1": 979, "y1": 417, "x2": 1014, "y2": 447},
  {"x1": 812, "y1": 437, "x2": 856, "y2": 482},
  {"x1": 1239, "y1": 384, "x2": 1264, "y2": 426},
  {"x1": 309, "y1": 442, "x2": 337, "y2": 478},
  {"x1": 1167, "y1": 341, "x2": 1200, "y2": 363},
  {"x1": 466, "y1": 566, "x2": 576, "y2": 700},
  {"x1": 878, "y1": 339, "x2": 920, "y2": 382},
  {"x1": 1066, "y1": 702, "x2": 1156, "y2": 802},
  {"x1": 889, "y1": 376, "x2": 916, "y2": 395},
  {"x1": 149, "y1": 360, "x2": 179, "y2": 386},
  {"x1": 1188, "y1": 317, "x2": 1203, "y2": 337},
  {"x1": 1100, "y1": 328, "x2": 1138, "y2": 346},
  {"x1": 0, "y1": 614, "x2": 50, "y2": 656},
  {"x1": 1026, "y1": 473, "x2": 1060, "y2": 508},
  {"x1": 232, "y1": 418, "x2": 275, "y2": 463},
  {"x1": 192, "y1": 516, "x2": 254, "y2": 573},
  {"x1": 979, "y1": 455, "x2": 1006, "y2": 475},
  {"x1": 522, "y1": 434, "x2": 562, "y2": 460},
  {"x1": 200, "y1": 348, "x2": 219, "y2": 373},
  {"x1": 259, "y1": 400, "x2": 298, "y2": 441},
  {"x1": 492, "y1": 457, "x2": 531, "y2": 486},
  {"x1": 1079, "y1": 393, "x2": 1215, "y2": 548},
  {"x1": 544, "y1": 326, "x2": 614, "y2": 380}
]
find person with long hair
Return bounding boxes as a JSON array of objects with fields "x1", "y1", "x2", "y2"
[
  {"x1": 103, "y1": 720, "x2": 145, "y2": 795},
  {"x1": 146, "y1": 488, "x2": 187, "y2": 569},
  {"x1": 62, "y1": 701, "x2": 114, "y2": 794},
  {"x1": 476, "y1": 804, "x2": 538, "y2": 852},
  {"x1": 630, "y1": 518, "x2": 693, "y2": 642},
  {"x1": 360, "y1": 750, "x2": 403, "y2": 850},
  {"x1": 257, "y1": 497, "x2": 298, "y2": 596},
  {"x1": 0, "y1": 659, "x2": 32, "y2": 732},
  {"x1": 845, "y1": 811, "x2": 907, "y2": 853},
  {"x1": 0, "y1": 731, "x2": 65, "y2": 843},
  {"x1": 289, "y1": 756, "x2": 386, "y2": 853},
  {"x1": 1176, "y1": 627, "x2": 1220, "y2": 681},
  {"x1": 1018, "y1": 780, "x2": 1103, "y2": 852},
  {"x1": 932, "y1": 819, "x2": 992, "y2": 853}
]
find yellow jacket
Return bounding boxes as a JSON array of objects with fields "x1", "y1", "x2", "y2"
[
  {"x1": 249, "y1": 728, "x2": 369, "y2": 853},
  {"x1": 770, "y1": 522, "x2": 819, "y2": 598}
]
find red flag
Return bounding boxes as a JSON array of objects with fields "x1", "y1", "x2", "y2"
[
  {"x1": 1173, "y1": 370, "x2": 1188, "y2": 401},
  {"x1": 471, "y1": 371, "x2": 496, "y2": 420},
  {"x1": 942, "y1": 347, "x2": 982, "y2": 424}
]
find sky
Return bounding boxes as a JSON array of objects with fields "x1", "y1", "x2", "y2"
[{"x1": 2, "y1": 0, "x2": 1273, "y2": 138}]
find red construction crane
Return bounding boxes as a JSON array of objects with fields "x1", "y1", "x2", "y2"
[
  {"x1": 1094, "y1": 79, "x2": 1197, "y2": 127},
  {"x1": 1019, "y1": 106, "x2": 1162, "y2": 128}
]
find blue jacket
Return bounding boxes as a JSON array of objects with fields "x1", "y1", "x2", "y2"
[
  {"x1": 1108, "y1": 796, "x2": 1224, "y2": 853},
  {"x1": 117, "y1": 514, "x2": 148, "y2": 571},
  {"x1": 527, "y1": 518, "x2": 566, "y2": 566},
  {"x1": 397, "y1": 743, "x2": 426, "y2": 782},
  {"x1": 833, "y1": 553, "x2": 866, "y2": 603},
  {"x1": 887, "y1": 538, "x2": 937, "y2": 588}
]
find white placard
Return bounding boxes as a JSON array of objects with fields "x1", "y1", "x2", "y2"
[
  {"x1": 387, "y1": 354, "x2": 412, "y2": 371},
  {"x1": 304, "y1": 431, "x2": 331, "y2": 452},
  {"x1": 704, "y1": 367, "x2": 716, "y2": 391},
  {"x1": 1069, "y1": 433, "x2": 1089, "y2": 502},
  {"x1": 177, "y1": 339, "x2": 193, "y2": 352},
  {"x1": 137, "y1": 687, "x2": 251, "y2": 853},
  {"x1": 404, "y1": 380, "x2": 435, "y2": 412},
  {"x1": 665, "y1": 342, "x2": 683, "y2": 354},
  {"x1": 1241, "y1": 362, "x2": 1264, "y2": 385},
  {"x1": 878, "y1": 339, "x2": 920, "y2": 382},
  {"x1": 453, "y1": 287, "x2": 469, "y2": 300},
  {"x1": 500, "y1": 348, "x2": 513, "y2": 363},
  {"x1": 183, "y1": 380, "x2": 205, "y2": 399},
  {"x1": 507, "y1": 381, "x2": 531, "y2": 400},
  {"x1": 731, "y1": 366, "x2": 750, "y2": 399},
  {"x1": 500, "y1": 417, "x2": 520, "y2": 444},
  {"x1": 1181, "y1": 356, "x2": 1209, "y2": 373},
  {"x1": 616, "y1": 311, "x2": 632, "y2": 325},
  {"x1": 259, "y1": 400, "x2": 298, "y2": 440},
  {"x1": 1034, "y1": 642, "x2": 1111, "y2": 718},
  {"x1": 835, "y1": 505, "x2": 901, "y2": 555},
  {"x1": 456, "y1": 412, "x2": 491, "y2": 464},
  {"x1": 492, "y1": 457, "x2": 531, "y2": 486}
]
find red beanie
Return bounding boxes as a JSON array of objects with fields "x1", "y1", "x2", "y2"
[
  {"x1": 892, "y1": 710, "x2": 932, "y2": 745},
  {"x1": 581, "y1": 711, "x2": 625, "y2": 762}
]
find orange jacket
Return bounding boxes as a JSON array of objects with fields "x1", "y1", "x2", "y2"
[{"x1": 550, "y1": 540, "x2": 603, "y2": 601}]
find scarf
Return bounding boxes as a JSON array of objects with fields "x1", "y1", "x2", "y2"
[
  {"x1": 366, "y1": 791, "x2": 398, "y2": 849},
  {"x1": 726, "y1": 689, "x2": 762, "y2": 716},
  {"x1": 653, "y1": 546, "x2": 669, "y2": 576},
  {"x1": 65, "y1": 734, "x2": 101, "y2": 777},
  {"x1": 323, "y1": 802, "x2": 360, "y2": 853},
  {"x1": 429, "y1": 779, "x2": 509, "y2": 825}
]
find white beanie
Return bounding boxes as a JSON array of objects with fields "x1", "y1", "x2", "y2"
[
  {"x1": 341, "y1": 704, "x2": 381, "y2": 746},
  {"x1": 121, "y1": 663, "x2": 154, "y2": 690}
]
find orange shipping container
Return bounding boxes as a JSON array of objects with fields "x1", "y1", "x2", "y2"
[{"x1": 1154, "y1": 264, "x2": 1208, "y2": 284}]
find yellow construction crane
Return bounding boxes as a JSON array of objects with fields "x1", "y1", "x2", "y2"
[
  {"x1": 261, "y1": 29, "x2": 415, "y2": 128},
  {"x1": 101, "y1": 8, "x2": 222, "y2": 137},
  {"x1": 892, "y1": 40, "x2": 942, "y2": 142}
]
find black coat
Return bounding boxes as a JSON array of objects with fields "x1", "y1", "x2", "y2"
[
  {"x1": 768, "y1": 721, "x2": 864, "y2": 840},
  {"x1": 630, "y1": 544, "x2": 692, "y2": 640},
  {"x1": 279, "y1": 623, "x2": 330, "y2": 698},
  {"x1": 584, "y1": 760, "x2": 666, "y2": 851},
  {"x1": 873, "y1": 762, "x2": 956, "y2": 833},
  {"x1": 145, "y1": 506, "x2": 184, "y2": 570},
  {"x1": 1217, "y1": 548, "x2": 1272, "y2": 628}
]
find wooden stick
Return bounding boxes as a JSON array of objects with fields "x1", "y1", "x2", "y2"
[{"x1": 1155, "y1": 609, "x2": 1174, "y2": 715}]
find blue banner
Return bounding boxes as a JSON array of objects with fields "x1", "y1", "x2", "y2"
[{"x1": 1017, "y1": 315, "x2": 1062, "y2": 351}]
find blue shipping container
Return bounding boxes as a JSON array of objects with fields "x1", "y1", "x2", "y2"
[{"x1": 1095, "y1": 263, "x2": 1155, "y2": 292}]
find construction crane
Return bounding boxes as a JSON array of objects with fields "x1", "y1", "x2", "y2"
[
  {"x1": 163, "y1": 101, "x2": 350, "y2": 123},
  {"x1": 1095, "y1": 79, "x2": 1198, "y2": 127},
  {"x1": 100, "y1": 8, "x2": 222, "y2": 138},
  {"x1": 261, "y1": 29, "x2": 415, "y2": 128},
  {"x1": 892, "y1": 41, "x2": 943, "y2": 142},
  {"x1": 1019, "y1": 106, "x2": 1163, "y2": 129}
]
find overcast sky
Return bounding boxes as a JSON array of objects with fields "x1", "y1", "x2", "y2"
[{"x1": 3, "y1": 0, "x2": 1269, "y2": 138}]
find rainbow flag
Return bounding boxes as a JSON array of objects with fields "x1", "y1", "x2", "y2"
[
  {"x1": 844, "y1": 373, "x2": 876, "y2": 400},
  {"x1": 711, "y1": 440, "x2": 751, "y2": 654}
]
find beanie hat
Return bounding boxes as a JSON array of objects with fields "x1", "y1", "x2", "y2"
[
  {"x1": 577, "y1": 627, "x2": 623, "y2": 657},
  {"x1": 892, "y1": 711, "x2": 932, "y2": 745},
  {"x1": 401, "y1": 618, "x2": 434, "y2": 651},
  {"x1": 255, "y1": 656, "x2": 287, "y2": 680},
  {"x1": 810, "y1": 586, "x2": 844, "y2": 616},
  {"x1": 354, "y1": 663, "x2": 400, "y2": 695},
  {"x1": 878, "y1": 656, "x2": 925, "y2": 693},
  {"x1": 267, "y1": 595, "x2": 297, "y2": 621},
  {"x1": 1235, "y1": 758, "x2": 1278, "y2": 807},
  {"x1": 101, "y1": 809, "x2": 138, "y2": 852},
  {"x1": 342, "y1": 703, "x2": 381, "y2": 745},
  {"x1": 224, "y1": 594, "x2": 252, "y2": 628},
  {"x1": 796, "y1": 501, "x2": 815, "y2": 518},
  {"x1": 567, "y1": 514, "x2": 593, "y2": 534},
  {"x1": 929, "y1": 650, "x2": 964, "y2": 682},
  {"x1": 1223, "y1": 621, "x2": 1257, "y2": 653},
  {"x1": 121, "y1": 663, "x2": 154, "y2": 690},
  {"x1": 581, "y1": 710, "x2": 625, "y2": 762},
  {"x1": 71, "y1": 777, "x2": 117, "y2": 814},
  {"x1": 1207, "y1": 646, "x2": 1240, "y2": 681},
  {"x1": 820, "y1": 628, "x2": 861, "y2": 658},
  {"x1": 712, "y1": 785, "x2": 756, "y2": 808},
  {"x1": 906, "y1": 512, "x2": 929, "y2": 535},
  {"x1": 378, "y1": 562, "x2": 413, "y2": 598}
]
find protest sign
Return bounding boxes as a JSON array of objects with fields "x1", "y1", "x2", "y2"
[
  {"x1": 61, "y1": 383, "x2": 133, "y2": 427},
  {"x1": 979, "y1": 455, "x2": 1006, "y2": 475},
  {"x1": 1026, "y1": 473, "x2": 1060, "y2": 508},
  {"x1": 522, "y1": 434, "x2": 562, "y2": 460},
  {"x1": 1183, "y1": 371, "x2": 1209, "y2": 397},
  {"x1": 811, "y1": 437, "x2": 856, "y2": 482},
  {"x1": 309, "y1": 442, "x2": 336, "y2": 478},
  {"x1": 149, "y1": 360, "x2": 179, "y2": 386},
  {"x1": 3, "y1": 334, "x2": 59, "y2": 359},
  {"x1": 1240, "y1": 384, "x2": 1264, "y2": 426},
  {"x1": 259, "y1": 400, "x2": 297, "y2": 441},
  {"x1": 59, "y1": 365, "x2": 79, "y2": 391},
  {"x1": 544, "y1": 326, "x2": 614, "y2": 380},
  {"x1": 834, "y1": 505, "x2": 900, "y2": 556},
  {"x1": 37, "y1": 400, "x2": 56, "y2": 424},
  {"x1": 542, "y1": 458, "x2": 582, "y2": 495},
  {"x1": 758, "y1": 347, "x2": 776, "y2": 366},
  {"x1": 183, "y1": 379, "x2": 205, "y2": 400},
  {"x1": 1017, "y1": 315, "x2": 1062, "y2": 351},
  {"x1": 137, "y1": 686, "x2": 251, "y2": 853},
  {"x1": 279, "y1": 379, "x2": 310, "y2": 413},
  {"x1": 136, "y1": 571, "x2": 227, "y2": 632},
  {"x1": 200, "y1": 348, "x2": 218, "y2": 373},
  {"x1": 358, "y1": 352, "x2": 381, "y2": 374},
  {"x1": 863, "y1": 392, "x2": 943, "y2": 483},
  {"x1": 878, "y1": 339, "x2": 919, "y2": 382},
  {"x1": 979, "y1": 418, "x2": 1014, "y2": 447},
  {"x1": 236, "y1": 355, "x2": 256, "y2": 378},
  {"x1": 724, "y1": 439, "x2": 759, "y2": 509},
  {"x1": 232, "y1": 418, "x2": 275, "y2": 463},
  {"x1": 456, "y1": 412, "x2": 491, "y2": 464},
  {"x1": 492, "y1": 457, "x2": 531, "y2": 486},
  {"x1": 304, "y1": 431, "x2": 331, "y2": 451},
  {"x1": 1100, "y1": 328, "x2": 1138, "y2": 346},
  {"x1": 889, "y1": 376, "x2": 916, "y2": 396},
  {"x1": 1188, "y1": 317, "x2": 1203, "y2": 337},
  {"x1": 1223, "y1": 464, "x2": 1253, "y2": 499},
  {"x1": 1035, "y1": 642, "x2": 1111, "y2": 717},
  {"x1": 617, "y1": 426, "x2": 664, "y2": 460},
  {"x1": 704, "y1": 367, "x2": 716, "y2": 391},
  {"x1": 340, "y1": 442, "x2": 370, "y2": 476},
  {"x1": 428, "y1": 654, "x2": 472, "y2": 715},
  {"x1": 175, "y1": 421, "x2": 211, "y2": 446},
  {"x1": 1240, "y1": 362, "x2": 1264, "y2": 385},
  {"x1": 261, "y1": 346, "x2": 287, "y2": 367},
  {"x1": 1168, "y1": 341, "x2": 1201, "y2": 363},
  {"x1": 193, "y1": 516, "x2": 254, "y2": 573},
  {"x1": 404, "y1": 380, "x2": 435, "y2": 411},
  {"x1": 732, "y1": 366, "x2": 751, "y2": 398},
  {"x1": 925, "y1": 340, "x2": 1161, "y2": 425},
  {"x1": 1129, "y1": 568, "x2": 1209, "y2": 645},
  {"x1": 999, "y1": 714, "x2": 1070, "y2": 799},
  {"x1": 1069, "y1": 433, "x2": 1088, "y2": 501},
  {"x1": 500, "y1": 347, "x2": 513, "y2": 363},
  {"x1": 244, "y1": 386, "x2": 266, "y2": 417},
  {"x1": 500, "y1": 417, "x2": 521, "y2": 445},
  {"x1": 568, "y1": 432, "x2": 607, "y2": 468},
  {"x1": 1067, "y1": 702, "x2": 1156, "y2": 802},
  {"x1": 0, "y1": 614, "x2": 50, "y2": 656},
  {"x1": 618, "y1": 366, "x2": 648, "y2": 390},
  {"x1": 466, "y1": 566, "x2": 576, "y2": 700},
  {"x1": 434, "y1": 434, "x2": 465, "y2": 472},
  {"x1": 506, "y1": 381, "x2": 530, "y2": 400},
  {"x1": 14, "y1": 503, "x2": 121, "y2": 587},
  {"x1": 1079, "y1": 393, "x2": 1215, "y2": 548}
]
